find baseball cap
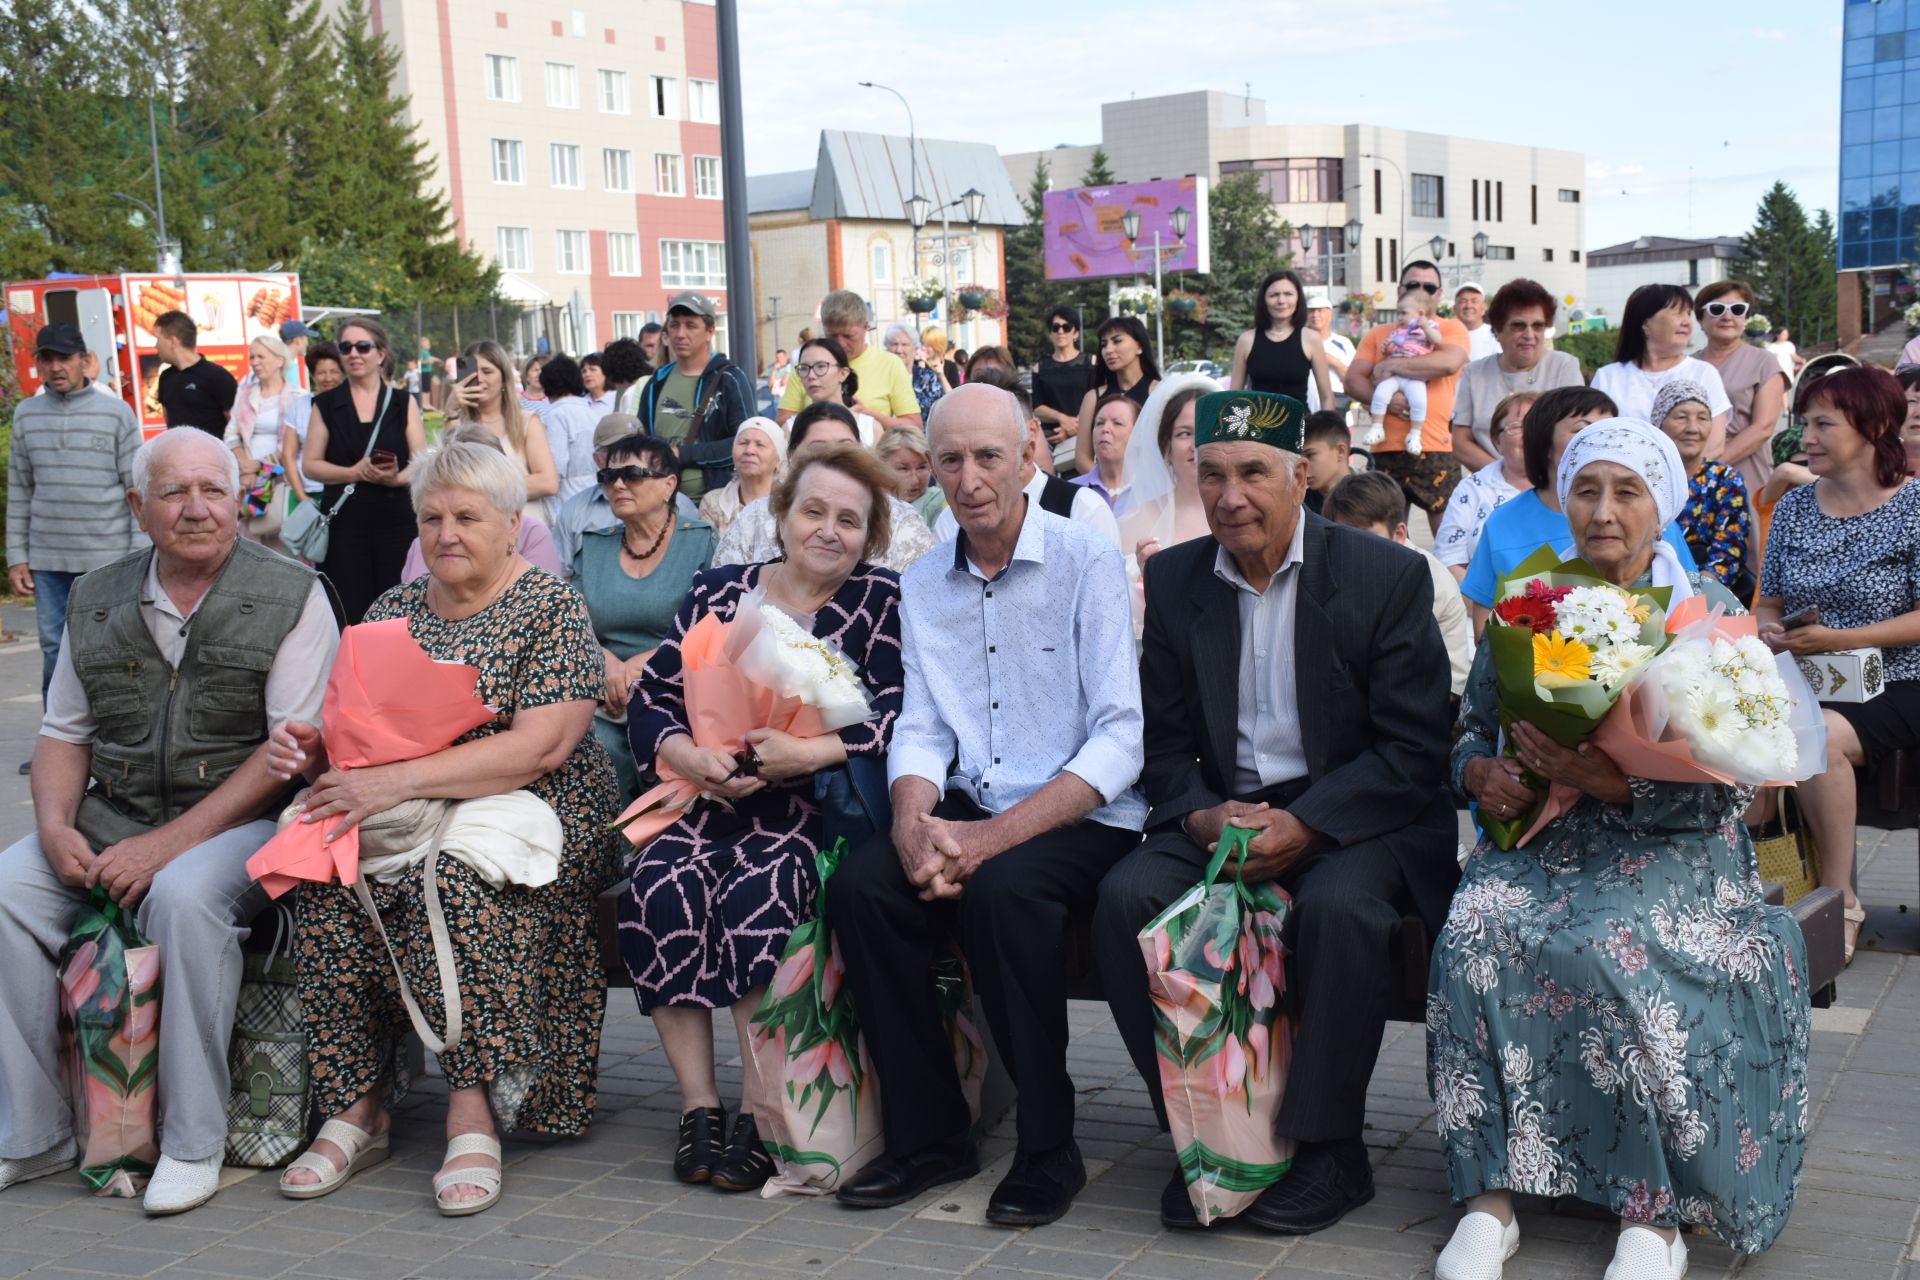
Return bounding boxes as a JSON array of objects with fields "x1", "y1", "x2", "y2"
[
  {"x1": 1303, "y1": 293, "x2": 1333, "y2": 311},
  {"x1": 279, "y1": 319, "x2": 320, "y2": 341},
  {"x1": 666, "y1": 291, "x2": 717, "y2": 320},
  {"x1": 33, "y1": 324, "x2": 86, "y2": 356},
  {"x1": 1455, "y1": 281, "x2": 1485, "y2": 295},
  {"x1": 594, "y1": 413, "x2": 643, "y2": 450}
]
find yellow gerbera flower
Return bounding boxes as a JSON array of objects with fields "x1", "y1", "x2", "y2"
[
  {"x1": 1533, "y1": 632, "x2": 1592, "y2": 686},
  {"x1": 1621, "y1": 592, "x2": 1652, "y2": 623}
]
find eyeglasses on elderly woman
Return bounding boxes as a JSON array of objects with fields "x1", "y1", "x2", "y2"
[{"x1": 598, "y1": 465, "x2": 672, "y2": 486}]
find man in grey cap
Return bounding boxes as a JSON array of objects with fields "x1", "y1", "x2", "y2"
[
  {"x1": 548, "y1": 412, "x2": 699, "y2": 575},
  {"x1": 7, "y1": 325, "x2": 147, "y2": 774},
  {"x1": 633, "y1": 291, "x2": 757, "y2": 502},
  {"x1": 278, "y1": 319, "x2": 320, "y2": 387}
]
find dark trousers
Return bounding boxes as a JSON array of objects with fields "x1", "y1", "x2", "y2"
[
  {"x1": 827, "y1": 794, "x2": 1138, "y2": 1158},
  {"x1": 1092, "y1": 817, "x2": 1419, "y2": 1144},
  {"x1": 319, "y1": 514, "x2": 414, "y2": 624}
]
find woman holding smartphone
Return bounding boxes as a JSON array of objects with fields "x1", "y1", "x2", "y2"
[{"x1": 304, "y1": 317, "x2": 428, "y2": 621}]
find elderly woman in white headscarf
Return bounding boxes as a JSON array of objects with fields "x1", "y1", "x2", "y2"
[
  {"x1": 697, "y1": 416, "x2": 787, "y2": 537},
  {"x1": 1429, "y1": 417, "x2": 1807, "y2": 1280}
]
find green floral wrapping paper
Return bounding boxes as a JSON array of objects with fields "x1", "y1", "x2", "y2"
[{"x1": 59, "y1": 890, "x2": 161, "y2": 1197}]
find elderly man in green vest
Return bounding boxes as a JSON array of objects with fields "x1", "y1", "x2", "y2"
[{"x1": 0, "y1": 428, "x2": 341, "y2": 1215}]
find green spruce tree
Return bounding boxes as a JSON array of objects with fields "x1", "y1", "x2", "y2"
[
  {"x1": 1001, "y1": 156, "x2": 1074, "y2": 363},
  {"x1": 1733, "y1": 182, "x2": 1837, "y2": 344}
]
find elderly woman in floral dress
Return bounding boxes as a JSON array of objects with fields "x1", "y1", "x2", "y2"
[{"x1": 1430, "y1": 419, "x2": 1808, "y2": 1280}]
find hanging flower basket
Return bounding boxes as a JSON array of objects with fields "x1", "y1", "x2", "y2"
[
  {"x1": 952, "y1": 285, "x2": 1007, "y2": 321},
  {"x1": 907, "y1": 296, "x2": 939, "y2": 314},
  {"x1": 956, "y1": 289, "x2": 987, "y2": 310},
  {"x1": 1114, "y1": 284, "x2": 1160, "y2": 318},
  {"x1": 902, "y1": 277, "x2": 945, "y2": 313},
  {"x1": 1165, "y1": 290, "x2": 1207, "y2": 322}
]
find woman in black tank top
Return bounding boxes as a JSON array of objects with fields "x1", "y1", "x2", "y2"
[
  {"x1": 1074, "y1": 315, "x2": 1161, "y2": 476},
  {"x1": 1230, "y1": 270, "x2": 1335, "y2": 407},
  {"x1": 301, "y1": 319, "x2": 428, "y2": 622}
]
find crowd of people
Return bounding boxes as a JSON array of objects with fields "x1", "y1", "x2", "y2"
[{"x1": 2, "y1": 263, "x2": 1917, "y2": 1280}]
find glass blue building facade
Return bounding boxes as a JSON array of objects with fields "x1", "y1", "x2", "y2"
[{"x1": 1842, "y1": 0, "x2": 1920, "y2": 269}]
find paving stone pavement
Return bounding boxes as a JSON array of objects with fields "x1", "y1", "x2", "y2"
[{"x1": 0, "y1": 609, "x2": 1917, "y2": 1278}]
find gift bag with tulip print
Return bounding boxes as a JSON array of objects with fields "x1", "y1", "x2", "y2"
[
  {"x1": 1139, "y1": 824, "x2": 1294, "y2": 1225},
  {"x1": 58, "y1": 890, "x2": 162, "y2": 1197}
]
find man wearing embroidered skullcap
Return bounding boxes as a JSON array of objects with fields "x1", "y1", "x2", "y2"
[{"x1": 1091, "y1": 389, "x2": 1459, "y2": 1235}]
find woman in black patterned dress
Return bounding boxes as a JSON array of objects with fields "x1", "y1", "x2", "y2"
[{"x1": 621, "y1": 442, "x2": 904, "y2": 1192}]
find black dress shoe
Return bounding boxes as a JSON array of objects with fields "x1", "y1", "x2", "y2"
[
  {"x1": 985, "y1": 1141, "x2": 1086, "y2": 1227},
  {"x1": 1160, "y1": 1166, "x2": 1205, "y2": 1230},
  {"x1": 710, "y1": 1113, "x2": 775, "y2": 1192},
  {"x1": 673, "y1": 1106, "x2": 726, "y2": 1184},
  {"x1": 836, "y1": 1142, "x2": 978, "y2": 1209},
  {"x1": 1241, "y1": 1138, "x2": 1373, "y2": 1235},
  {"x1": 17, "y1": 761, "x2": 29, "y2": 776}
]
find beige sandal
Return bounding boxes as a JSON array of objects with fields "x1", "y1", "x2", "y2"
[
  {"x1": 433, "y1": 1133, "x2": 503, "y2": 1217},
  {"x1": 1843, "y1": 901, "x2": 1867, "y2": 966},
  {"x1": 279, "y1": 1119, "x2": 389, "y2": 1199}
]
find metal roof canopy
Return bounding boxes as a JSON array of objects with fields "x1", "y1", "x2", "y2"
[{"x1": 807, "y1": 130, "x2": 1022, "y2": 226}]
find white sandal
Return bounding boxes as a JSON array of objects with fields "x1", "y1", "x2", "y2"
[
  {"x1": 433, "y1": 1133, "x2": 503, "y2": 1217},
  {"x1": 279, "y1": 1119, "x2": 389, "y2": 1200}
]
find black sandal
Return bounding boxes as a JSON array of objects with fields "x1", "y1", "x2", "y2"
[
  {"x1": 674, "y1": 1106, "x2": 726, "y2": 1184},
  {"x1": 709, "y1": 1113, "x2": 775, "y2": 1192}
]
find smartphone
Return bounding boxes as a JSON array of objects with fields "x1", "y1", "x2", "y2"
[
  {"x1": 1781, "y1": 605, "x2": 1821, "y2": 630},
  {"x1": 455, "y1": 356, "x2": 476, "y2": 383},
  {"x1": 369, "y1": 449, "x2": 398, "y2": 469}
]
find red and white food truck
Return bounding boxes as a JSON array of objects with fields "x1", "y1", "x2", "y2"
[{"x1": 6, "y1": 271, "x2": 303, "y2": 438}]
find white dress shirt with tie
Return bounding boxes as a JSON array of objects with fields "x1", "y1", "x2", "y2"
[
  {"x1": 889, "y1": 502, "x2": 1146, "y2": 832},
  {"x1": 1213, "y1": 513, "x2": 1309, "y2": 793}
]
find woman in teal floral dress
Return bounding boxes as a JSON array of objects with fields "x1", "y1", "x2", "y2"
[{"x1": 1431, "y1": 419, "x2": 1809, "y2": 1280}]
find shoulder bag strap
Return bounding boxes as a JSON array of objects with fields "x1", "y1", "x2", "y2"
[
  {"x1": 686, "y1": 365, "x2": 727, "y2": 442},
  {"x1": 327, "y1": 383, "x2": 393, "y2": 518},
  {"x1": 350, "y1": 799, "x2": 464, "y2": 1055}
]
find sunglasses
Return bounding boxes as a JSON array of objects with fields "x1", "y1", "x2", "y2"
[
  {"x1": 1048, "y1": 322, "x2": 1076, "y2": 333},
  {"x1": 1702, "y1": 301, "x2": 1750, "y2": 319},
  {"x1": 598, "y1": 465, "x2": 671, "y2": 486},
  {"x1": 338, "y1": 340, "x2": 381, "y2": 355},
  {"x1": 1400, "y1": 281, "x2": 1441, "y2": 295}
]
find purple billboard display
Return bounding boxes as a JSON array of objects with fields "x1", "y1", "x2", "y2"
[{"x1": 1043, "y1": 176, "x2": 1211, "y2": 282}]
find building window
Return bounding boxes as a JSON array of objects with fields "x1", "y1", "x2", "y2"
[
  {"x1": 1542, "y1": 248, "x2": 1554, "y2": 262},
  {"x1": 556, "y1": 230, "x2": 589, "y2": 274},
  {"x1": 693, "y1": 155, "x2": 722, "y2": 199},
  {"x1": 1217, "y1": 157, "x2": 1343, "y2": 203},
  {"x1": 1531, "y1": 184, "x2": 1539, "y2": 225},
  {"x1": 612, "y1": 311, "x2": 644, "y2": 339},
  {"x1": 545, "y1": 62, "x2": 579, "y2": 109},
  {"x1": 489, "y1": 138, "x2": 523, "y2": 184},
  {"x1": 871, "y1": 240, "x2": 892, "y2": 284},
  {"x1": 1410, "y1": 173, "x2": 1444, "y2": 219},
  {"x1": 1485, "y1": 245, "x2": 1516, "y2": 261},
  {"x1": 659, "y1": 239, "x2": 726, "y2": 287},
  {"x1": 654, "y1": 152, "x2": 683, "y2": 196},
  {"x1": 1558, "y1": 188, "x2": 1581, "y2": 203},
  {"x1": 1373, "y1": 169, "x2": 1383, "y2": 215},
  {"x1": 607, "y1": 232, "x2": 640, "y2": 276},
  {"x1": 484, "y1": 54, "x2": 519, "y2": 102},
  {"x1": 1571, "y1": 249, "x2": 1582, "y2": 264},
  {"x1": 598, "y1": 68, "x2": 629, "y2": 114},
  {"x1": 496, "y1": 226, "x2": 531, "y2": 271},
  {"x1": 603, "y1": 148, "x2": 632, "y2": 192},
  {"x1": 650, "y1": 74, "x2": 679, "y2": 119},
  {"x1": 549, "y1": 143, "x2": 582, "y2": 189},
  {"x1": 1374, "y1": 237, "x2": 1384, "y2": 281},
  {"x1": 689, "y1": 79, "x2": 719, "y2": 124},
  {"x1": 1496, "y1": 181, "x2": 1504, "y2": 222}
]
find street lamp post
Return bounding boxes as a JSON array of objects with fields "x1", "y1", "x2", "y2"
[
  {"x1": 1121, "y1": 205, "x2": 1190, "y2": 367},
  {"x1": 859, "y1": 81, "x2": 920, "y2": 270},
  {"x1": 907, "y1": 188, "x2": 985, "y2": 341},
  {"x1": 1298, "y1": 216, "x2": 1365, "y2": 300},
  {"x1": 1360, "y1": 152, "x2": 1407, "y2": 290}
]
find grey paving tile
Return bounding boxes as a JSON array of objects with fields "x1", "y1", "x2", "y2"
[
  {"x1": 44, "y1": 1242, "x2": 184, "y2": 1276},
  {"x1": 154, "y1": 1243, "x2": 299, "y2": 1277}
]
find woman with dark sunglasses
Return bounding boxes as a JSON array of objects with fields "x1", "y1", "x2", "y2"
[
  {"x1": 1030, "y1": 306, "x2": 1094, "y2": 469},
  {"x1": 571, "y1": 434, "x2": 716, "y2": 802},
  {"x1": 1695, "y1": 280, "x2": 1789, "y2": 565}
]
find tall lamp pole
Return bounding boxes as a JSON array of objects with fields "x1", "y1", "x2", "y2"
[
  {"x1": 1360, "y1": 151, "x2": 1407, "y2": 289},
  {"x1": 859, "y1": 82, "x2": 920, "y2": 272},
  {"x1": 716, "y1": 0, "x2": 756, "y2": 376},
  {"x1": 1298, "y1": 216, "x2": 1365, "y2": 301},
  {"x1": 907, "y1": 189, "x2": 984, "y2": 341},
  {"x1": 1122, "y1": 205, "x2": 1189, "y2": 368}
]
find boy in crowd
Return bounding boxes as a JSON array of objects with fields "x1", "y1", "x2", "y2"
[{"x1": 1301, "y1": 410, "x2": 1352, "y2": 514}]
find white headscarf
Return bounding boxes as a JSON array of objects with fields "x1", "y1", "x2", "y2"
[
  {"x1": 1114, "y1": 372, "x2": 1219, "y2": 552},
  {"x1": 1555, "y1": 417, "x2": 1695, "y2": 601},
  {"x1": 736, "y1": 416, "x2": 788, "y2": 470}
]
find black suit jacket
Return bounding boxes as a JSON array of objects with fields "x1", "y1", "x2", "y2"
[{"x1": 1138, "y1": 514, "x2": 1458, "y2": 919}]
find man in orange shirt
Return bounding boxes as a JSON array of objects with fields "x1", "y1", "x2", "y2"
[{"x1": 1343, "y1": 261, "x2": 1470, "y2": 526}]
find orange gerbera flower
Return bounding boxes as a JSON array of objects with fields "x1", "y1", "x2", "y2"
[{"x1": 1533, "y1": 632, "x2": 1592, "y2": 686}]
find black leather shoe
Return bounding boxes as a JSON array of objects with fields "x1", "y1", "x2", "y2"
[
  {"x1": 1241, "y1": 1138, "x2": 1374, "y2": 1235},
  {"x1": 1160, "y1": 1166, "x2": 1205, "y2": 1230},
  {"x1": 985, "y1": 1141, "x2": 1086, "y2": 1227},
  {"x1": 673, "y1": 1106, "x2": 726, "y2": 1184},
  {"x1": 710, "y1": 1113, "x2": 775, "y2": 1192},
  {"x1": 836, "y1": 1142, "x2": 978, "y2": 1209},
  {"x1": 16, "y1": 761, "x2": 29, "y2": 776}
]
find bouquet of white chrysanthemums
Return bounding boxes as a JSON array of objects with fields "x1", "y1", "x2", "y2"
[
  {"x1": 728, "y1": 593, "x2": 874, "y2": 732},
  {"x1": 1592, "y1": 597, "x2": 1825, "y2": 789}
]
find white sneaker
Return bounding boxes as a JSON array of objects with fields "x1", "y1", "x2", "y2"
[
  {"x1": 0, "y1": 1138, "x2": 77, "y2": 1192},
  {"x1": 143, "y1": 1153, "x2": 222, "y2": 1215},
  {"x1": 1436, "y1": 1210, "x2": 1520, "y2": 1280},
  {"x1": 1603, "y1": 1226, "x2": 1688, "y2": 1280}
]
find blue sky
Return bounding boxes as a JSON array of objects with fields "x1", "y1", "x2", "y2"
[{"x1": 737, "y1": 0, "x2": 1843, "y2": 250}]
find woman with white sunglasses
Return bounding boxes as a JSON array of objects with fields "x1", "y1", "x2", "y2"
[{"x1": 1695, "y1": 280, "x2": 1790, "y2": 561}]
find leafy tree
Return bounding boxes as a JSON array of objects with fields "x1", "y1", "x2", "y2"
[
  {"x1": 1186, "y1": 170, "x2": 1289, "y2": 358},
  {"x1": 1733, "y1": 182, "x2": 1837, "y2": 344}
]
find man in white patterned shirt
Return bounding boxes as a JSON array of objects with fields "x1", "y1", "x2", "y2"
[{"x1": 829, "y1": 383, "x2": 1144, "y2": 1228}]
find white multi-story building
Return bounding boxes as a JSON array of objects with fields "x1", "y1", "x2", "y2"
[
  {"x1": 1005, "y1": 90, "x2": 1588, "y2": 317},
  {"x1": 327, "y1": 0, "x2": 729, "y2": 355},
  {"x1": 1585, "y1": 235, "x2": 1746, "y2": 327}
]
